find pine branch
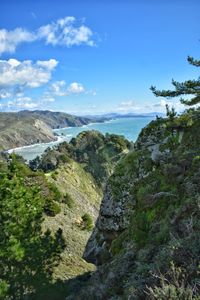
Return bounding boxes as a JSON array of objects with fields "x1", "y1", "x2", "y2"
[
  {"x1": 180, "y1": 95, "x2": 200, "y2": 106},
  {"x1": 187, "y1": 56, "x2": 200, "y2": 67}
]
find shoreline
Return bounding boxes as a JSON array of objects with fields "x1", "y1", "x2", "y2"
[
  {"x1": 7, "y1": 116, "x2": 153, "y2": 157},
  {"x1": 7, "y1": 119, "x2": 111, "y2": 153}
]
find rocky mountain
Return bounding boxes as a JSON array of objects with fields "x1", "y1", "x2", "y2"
[
  {"x1": 0, "y1": 110, "x2": 93, "y2": 151},
  {"x1": 69, "y1": 108, "x2": 200, "y2": 299}
]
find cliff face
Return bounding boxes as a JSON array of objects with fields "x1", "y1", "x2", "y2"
[
  {"x1": 29, "y1": 131, "x2": 131, "y2": 282},
  {"x1": 73, "y1": 109, "x2": 200, "y2": 300},
  {"x1": 0, "y1": 110, "x2": 93, "y2": 150}
]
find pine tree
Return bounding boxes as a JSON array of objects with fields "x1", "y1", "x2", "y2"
[{"x1": 150, "y1": 56, "x2": 200, "y2": 106}]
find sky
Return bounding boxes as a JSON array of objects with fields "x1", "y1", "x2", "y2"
[{"x1": 0, "y1": 0, "x2": 199, "y2": 115}]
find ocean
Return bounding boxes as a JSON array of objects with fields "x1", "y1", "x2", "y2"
[{"x1": 9, "y1": 117, "x2": 154, "y2": 161}]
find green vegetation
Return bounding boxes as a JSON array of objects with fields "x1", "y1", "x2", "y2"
[
  {"x1": 63, "y1": 192, "x2": 75, "y2": 208},
  {"x1": 147, "y1": 263, "x2": 200, "y2": 300},
  {"x1": 150, "y1": 55, "x2": 200, "y2": 106},
  {"x1": 30, "y1": 130, "x2": 132, "y2": 187},
  {"x1": 0, "y1": 110, "x2": 93, "y2": 151},
  {"x1": 82, "y1": 213, "x2": 94, "y2": 231},
  {"x1": 77, "y1": 108, "x2": 200, "y2": 299},
  {"x1": 0, "y1": 157, "x2": 65, "y2": 299}
]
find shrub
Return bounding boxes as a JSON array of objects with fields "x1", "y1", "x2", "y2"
[
  {"x1": 59, "y1": 154, "x2": 70, "y2": 164},
  {"x1": 47, "y1": 182, "x2": 62, "y2": 202},
  {"x1": 0, "y1": 162, "x2": 65, "y2": 299},
  {"x1": 45, "y1": 200, "x2": 61, "y2": 216},
  {"x1": 146, "y1": 263, "x2": 199, "y2": 300},
  {"x1": 82, "y1": 213, "x2": 93, "y2": 231},
  {"x1": 63, "y1": 192, "x2": 74, "y2": 208}
]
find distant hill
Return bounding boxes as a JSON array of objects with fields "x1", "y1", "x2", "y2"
[
  {"x1": 0, "y1": 110, "x2": 93, "y2": 151},
  {"x1": 85, "y1": 112, "x2": 164, "y2": 119}
]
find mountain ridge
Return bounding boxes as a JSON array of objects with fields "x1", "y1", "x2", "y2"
[{"x1": 0, "y1": 110, "x2": 95, "y2": 151}]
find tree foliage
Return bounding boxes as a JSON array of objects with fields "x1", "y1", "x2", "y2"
[
  {"x1": 0, "y1": 158, "x2": 65, "y2": 299},
  {"x1": 150, "y1": 56, "x2": 200, "y2": 106}
]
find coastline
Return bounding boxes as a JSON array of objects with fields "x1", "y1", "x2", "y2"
[
  {"x1": 7, "y1": 119, "x2": 111, "y2": 154},
  {"x1": 7, "y1": 116, "x2": 153, "y2": 161}
]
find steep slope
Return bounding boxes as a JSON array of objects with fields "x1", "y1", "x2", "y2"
[
  {"x1": 18, "y1": 110, "x2": 92, "y2": 129},
  {"x1": 30, "y1": 130, "x2": 132, "y2": 187},
  {"x1": 0, "y1": 110, "x2": 92, "y2": 151},
  {"x1": 29, "y1": 131, "x2": 131, "y2": 282},
  {"x1": 72, "y1": 109, "x2": 200, "y2": 299},
  {"x1": 0, "y1": 131, "x2": 131, "y2": 299}
]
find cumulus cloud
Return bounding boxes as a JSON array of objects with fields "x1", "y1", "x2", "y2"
[
  {"x1": 49, "y1": 80, "x2": 85, "y2": 96},
  {"x1": 117, "y1": 98, "x2": 185, "y2": 114},
  {"x1": 0, "y1": 58, "x2": 58, "y2": 89},
  {"x1": 0, "y1": 28, "x2": 36, "y2": 55},
  {"x1": 38, "y1": 16, "x2": 94, "y2": 47},
  {"x1": 3, "y1": 92, "x2": 56, "y2": 110},
  {"x1": 67, "y1": 82, "x2": 85, "y2": 94},
  {"x1": 6, "y1": 97, "x2": 39, "y2": 109},
  {"x1": 0, "y1": 16, "x2": 95, "y2": 55}
]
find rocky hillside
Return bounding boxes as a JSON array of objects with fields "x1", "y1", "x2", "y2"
[
  {"x1": 0, "y1": 130, "x2": 131, "y2": 299},
  {"x1": 29, "y1": 131, "x2": 131, "y2": 286},
  {"x1": 30, "y1": 130, "x2": 132, "y2": 187},
  {"x1": 71, "y1": 108, "x2": 200, "y2": 299},
  {"x1": 0, "y1": 110, "x2": 93, "y2": 151}
]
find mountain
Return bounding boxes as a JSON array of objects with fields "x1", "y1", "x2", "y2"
[
  {"x1": 0, "y1": 110, "x2": 93, "y2": 151},
  {"x1": 1, "y1": 108, "x2": 200, "y2": 299},
  {"x1": 0, "y1": 130, "x2": 131, "y2": 299},
  {"x1": 70, "y1": 108, "x2": 200, "y2": 299},
  {"x1": 85, "y1": 112, "x2": 164, "y2": 119}
]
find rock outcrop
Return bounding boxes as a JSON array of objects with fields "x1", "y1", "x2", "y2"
[
  {"x1": 0, "y1": 110, "x2": 93, "y2": 150},
  {"x1": 73, "y1": 109, "x2": 200, "y2": 300}
]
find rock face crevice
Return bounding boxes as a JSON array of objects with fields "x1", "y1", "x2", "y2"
[{"x1": 75, "y1": 112, "x2": 200, "y2": 300}]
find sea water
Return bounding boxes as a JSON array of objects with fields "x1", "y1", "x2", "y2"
[{"x1": 9, "y1": 117, "x2": 153, "y2": 161}]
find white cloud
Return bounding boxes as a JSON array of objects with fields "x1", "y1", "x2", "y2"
[
  {"x1": 152, "y1": 99, "x2": 185, "y2": 112},
  {"x1": 67, "y1": 82, "x2": 85, "y2": 94},
  {"x1": 0, "y1": 17, "x2": 95, "y2": 55},
  {"x1": 36, "y1": 59, "x2": 58, "y2": 70},
  {"x1": 50, "y1": 80, "x2": 66, "y2": 96},
  {"x1": 0, "y1": 28, "x2": 36, "y2": 55},
  {"x1": 6, "y1": 97, "x2": 39, "y2": 109},
  {"x1": 0, "y1": 58, "x2": 58, "y2": 89},
  {"x1": 37, "y1": 16, "x2": 94, "y2": 47},
  {"x1": 0, "y1": 89, "x2": 11, "y2": 99},
  {"x1": 42, "y1": 92, "x2": 55, "y2": 102},
  {"x1": 49, "y1": 80, "x2": 85, "y2": 96},
  {"x1": 117, "y1": 100, "x2": 136, "y2": 112}
]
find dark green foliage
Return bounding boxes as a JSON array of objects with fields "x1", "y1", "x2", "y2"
[
  {"x1": 150, "y1": 55, "x2": 200, "y2": 106},
  {"x1": 165, "y1": 104, "x2": 177, "y2": 121},
  {"x1": 81, "y1": 213, "x2": 93, "y2": 231},
  {"x1": 0, "y1": 159, "x2": 65, "y2": 299},
  {"x1": 47, "y1": 181, "x2": 62, "y2": 202},
  {"x1": 45, "y1": 200, "x2": 61, "y2": 216},
  {"x1": 30, "y1": 130, "x2": 131, "y2": 187}
]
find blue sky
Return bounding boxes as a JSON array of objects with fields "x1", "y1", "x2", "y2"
[{"x1": 0, "y1": 0, "x2": 199, "y2": 115}]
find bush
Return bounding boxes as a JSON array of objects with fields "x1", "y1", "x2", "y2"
[
  {"x1": 146, "y1": 263, "x2": 199, "y2": 299},
  {"x1": 45, "y1": 200, "x2": 61, "y2": 216},
  {"x1": 81, "y1": 213, "x2": 93, "y2": 231},
  {"x1": 0, "y1": 162, "x2": 65, "y2": 299},
  {"x1": 59, "y1": 154, "x2": 71, "y2": 164},
  {"x1": 63, "y1": 192, "x2": 74, "y2": 208},
  {"x1": 47, "y1": 182, "x2": 62, "y2": 202}
]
